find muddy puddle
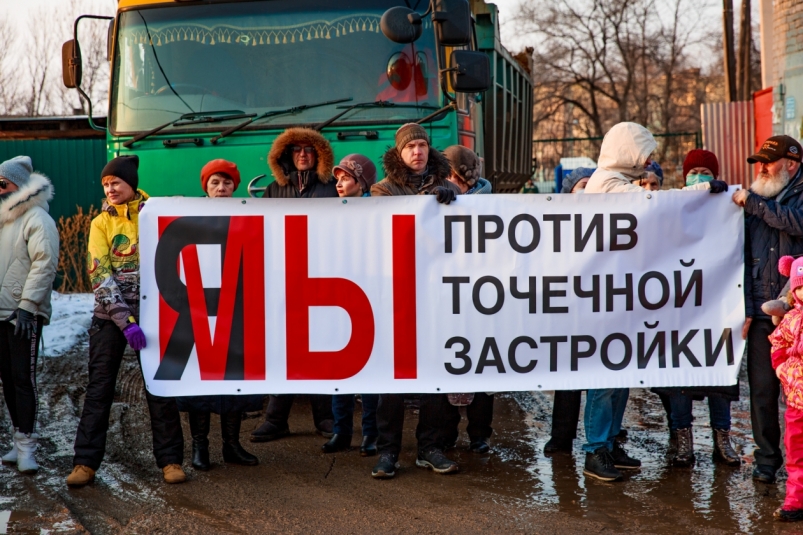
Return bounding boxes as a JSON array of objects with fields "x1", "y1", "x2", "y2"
[{"x1": 1, "y1": 347, "x2": 802, "y2": 534}]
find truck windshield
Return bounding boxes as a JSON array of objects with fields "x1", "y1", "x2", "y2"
[{"x1": 111, "y1": 0, "x2": 440, "y2": 134}]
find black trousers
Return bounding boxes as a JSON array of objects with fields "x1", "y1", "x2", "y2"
[
  {"x1": 748, "y1": 318, "x2": 783, "y2": 469},
  {"x1": 263, "y1": 394, "x2": 333, "y2": 428},
  {"x1": 550, "y1": 390, "x2": 581, "y2": 442},
  {"x1": 376, "y1": 394, "x2": 460, "y2": 457},
  {"x1": 0, "y1": 319, "x2": 43, "y2": 434},
  {"x1": 657, "y1": 391, "x2": 672, "y2": 427},
  {"x1": 442, "y1": 392, "x2": 495, "y2": 446},
  {"x1": 73, "y1": 318, "x2": 184, "y2": 470}
]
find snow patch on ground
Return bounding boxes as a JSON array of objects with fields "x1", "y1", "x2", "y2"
[{"x1": 41, "y1": 292, "x2": 93, "y2": 357}]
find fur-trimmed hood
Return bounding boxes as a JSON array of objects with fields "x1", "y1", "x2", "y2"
[
  {"x1": 381, "y1": 146, "x2": 452, "y2": 189},
  {"x1": 268, "y1": 127, "x2": 334, "y2": 186},
  {"x1": 0, "y1": 173, "x2": 53, "y2": 226}
]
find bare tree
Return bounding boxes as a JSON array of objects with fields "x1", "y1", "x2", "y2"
[
  {"x1": 21, "y1": 9, "x2": 60, "y2": 117},
  {"x1": 11, "y1": 0, "x2": 113, "y2": 117},
  {"x1": 516, "y1": 0, "x2": 720, "y2": 185},
  {"x1": 52, "y1": 0, "x2": 114, "y2": 115},
  {"x1": 0, "y1": 20, "x2": 20, "y2": 114},
  {"x1": 516, "y1": 0, "x2": 712, "y2": 136}
]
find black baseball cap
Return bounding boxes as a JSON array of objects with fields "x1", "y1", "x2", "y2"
[{"x1": 748, "y1": 135, "x2": 803, "y2": 164}]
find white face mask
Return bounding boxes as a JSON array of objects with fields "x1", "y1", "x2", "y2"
[{"x1": 686, "y1": 173, "x2": 713, "y2": 186}]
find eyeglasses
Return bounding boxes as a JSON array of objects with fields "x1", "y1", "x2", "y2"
[{"x1": 291, "y1": 145, "x2": 316, "y2": 154}]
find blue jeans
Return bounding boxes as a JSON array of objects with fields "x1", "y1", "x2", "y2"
[
  {"x1": 668, "y1": 393, "x2": 731, "y2": 430},
  {"x1": 332, "y1": 394, "x2": 379, "y2": 437},
  {"x1": 582, "y1": 388, "x2": 629, "y2": 453}
]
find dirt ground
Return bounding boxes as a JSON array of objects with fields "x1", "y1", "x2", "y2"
[{"x1": 0, "y1": 349, "x2": 801, "y2": 534}]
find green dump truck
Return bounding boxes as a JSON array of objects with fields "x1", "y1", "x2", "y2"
[{"x1": 63, "y1": 0, "x2": 533, "y2": 194}]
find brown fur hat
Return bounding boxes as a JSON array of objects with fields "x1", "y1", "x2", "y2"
[
  {"x1": 443, "y1": 145, "x2": 481, "y2": 187},
  {"x1": 268, "y1": 127, "x2": 334, "y2": 186}
]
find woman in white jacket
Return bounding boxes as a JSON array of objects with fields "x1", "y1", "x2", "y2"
[
  {"x1": 585, "y1": 122, "x2": 729, "y2": 194},
  {"x1": 0, "y1": 156, "x2": 59, "y2": 475},
  {"x1": 580, "y1": 123, "x2": 728, "y2": 482}
]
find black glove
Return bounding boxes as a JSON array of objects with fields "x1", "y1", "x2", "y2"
[
  {"x1": 708, "y1": 180, "x2": 729, "y2": 194},
  {"x1": 432, "y1": 186, "x2": 456, "y2": 205},
  {"x1": 10, "y1": 309, "x2": 35, "y2": 339}
]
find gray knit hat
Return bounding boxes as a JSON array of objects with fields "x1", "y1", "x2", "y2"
[
  {"x1": 561, "y1": 167, "x2": 595, "y2": 193},
  {"x1": 0, "y1": 156, "x2": 33, "y2": 188},
  {"x1": 395, "y1": 123, "x2": 429, "y2": 153}
]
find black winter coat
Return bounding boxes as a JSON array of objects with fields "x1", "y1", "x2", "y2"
[
  {"x1": 262, "y1": 170, "x2": 338, "y2": 199},
  {"x1": 744, "y1": 166, "x2": 803, "y2": 318}
]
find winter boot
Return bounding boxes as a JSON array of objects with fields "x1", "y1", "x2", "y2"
[
  {"x1": 2, "y1": 429, "x2": 18, "y2": 465},
  {"x1": 583, "y1": 447, "x2": 622, "y2": 482},
  {"x1": 712, "y1": 429, "x2": 741, "y2": 466},
  {"x1": 416, "y1": 448, "x2": 459, "y2": 474},
  {"x1": 315, "y1": 419, "x2": 335, "y2": 438},
  {"x1": 544, "y1": 437, "x2": 573, "y2": 454},
  {"x1": 250, "y1": 420, "x2": 290, "y2": 443},
  {"x1": 221, "y1": 413, "x2": 258, "y2": 466},
  {"x1": 360, "y1": 435, "x2": 378, "y2": 457},
  {"x1": 775, "y1": 508, "x2": 803, "y2": 522},
  {"x1": 14, "y1": 431, "x2": 39, "y2": 474},
  {"x1": 610, "y1": 441, "x2": 641, "y2": 469},
  {"x1": 322, "y1": 433, "x2": 352, "y2": 454},
  {"x1": 66, "y1": 465, "x2": 95, "y2": 487},
  {"x1": 162, "y1": 464, "x2": 186, "y2": 484},
  {"x1": 667, "y1": 429, "x2": 678, "y2": 456},
  {"x1": 671, "y1": 427, "x2": 695, "y2": 467},
  {"x1": 372, "y1": 453, "x2": 399, "y2": 479},
  {"x1": 188, "y1": 411, "x2": 211, "y2": 471},
  {"x1": 469, "y1": 437, "x2": 491, "y2": 454}
]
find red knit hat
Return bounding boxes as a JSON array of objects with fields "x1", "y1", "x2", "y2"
[
  {"x1": 683, "y1": 150, "x2": 719, "y2": 179},
  {"x1": 201, "y1": 159, "x2": 240, "y2": 192}
]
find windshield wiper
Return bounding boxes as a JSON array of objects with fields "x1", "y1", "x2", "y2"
[
  {"x1": 211, "y1": 97, "x2": 353, "y2": 144},
  {"x1": 123, "y1": 110, "x2": 255, "y2": 148},
  {"x1": 314, "y1": 100, "x2": 441, "y2": 131},
  {"x1": 415, "y1": 102, "x2": 457, "y2": 125}
]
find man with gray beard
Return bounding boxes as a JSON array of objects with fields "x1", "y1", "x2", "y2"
[{"x1": 733, "y1": 135, "x2": 803, "y2": 484}]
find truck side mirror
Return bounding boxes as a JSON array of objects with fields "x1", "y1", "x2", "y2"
[
  {"x1": 432, "y1": 0, "x2": 471, "y2": 46},
  {"x1": 380, "y1": 6, "x2": 423, "y2": 44},
  {"x1": 61, "y1": 40, "x2": 82, "y2": 89},
  {"x1": 107, "y1": 19, "x2": 115, "y2": 62},
  {"x1": 449, "y1": 50, "x2": 490, "y2": 93}
]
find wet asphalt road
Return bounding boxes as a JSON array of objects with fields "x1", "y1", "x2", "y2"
[{"x1": 0, "y1": 350, "x2": 802, "y2": 534}]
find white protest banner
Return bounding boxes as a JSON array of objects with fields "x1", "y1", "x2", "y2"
[{"x1": 138, "y1": 191, "x2": 745, "y2": 397}]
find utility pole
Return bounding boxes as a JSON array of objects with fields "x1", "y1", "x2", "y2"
[
  {"x1": 736, "y1": 0, "x2": 752, "y2": 100},
  {"x1": 723, "y1": 0, "x2": 737, "y2": 102}
]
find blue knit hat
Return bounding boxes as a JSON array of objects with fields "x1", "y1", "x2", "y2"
[
  {"x1": 645, "y1": 161, "x2": 663, "y2": 185},
  {"x1": 0, "y1": 156, "x2": 33, "y2": 188},
  {"x1": 561, "y1": 167, "x2": 595, "y2": 193}
]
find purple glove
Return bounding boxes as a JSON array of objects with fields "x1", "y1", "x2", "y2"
[{"x1": 123, "y1": 323, "x2": 147, "y2": 351}]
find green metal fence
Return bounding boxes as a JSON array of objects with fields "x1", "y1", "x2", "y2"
[
  {"x1": 532, "y1": 132, "x2": 702, "y2": 189},
  {"x1": 0, "y1": 138, "x2": 106, "y2": 221}
]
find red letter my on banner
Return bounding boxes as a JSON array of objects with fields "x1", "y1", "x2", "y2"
[
  {"x1": 183, "y1": 217, "x2": 266, "y2": 380},
  {"x1": 285, "y1": 216, "x2": 375, "y2": 379}
]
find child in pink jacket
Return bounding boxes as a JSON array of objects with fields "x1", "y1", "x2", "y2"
[{"x1": 769, "y1": 255, "x2": 803, "y2": 522}]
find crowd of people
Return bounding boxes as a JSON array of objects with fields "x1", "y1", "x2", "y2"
[{"x1": 1, "y1": 120, "x2": 803, "y2": 521}]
